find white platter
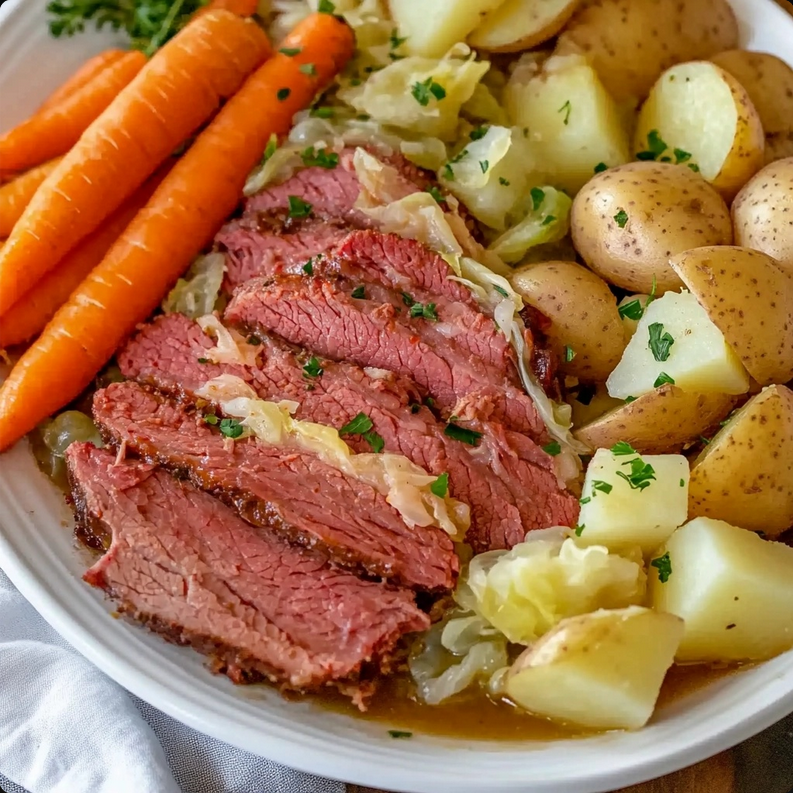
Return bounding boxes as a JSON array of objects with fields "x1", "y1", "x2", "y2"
[{"x1": 1, "y1": 1, "x2": 793, "y2": 791}]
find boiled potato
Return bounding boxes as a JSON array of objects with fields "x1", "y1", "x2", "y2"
[
  {"x1": 732, "y1": 158, "x2": 793, "y2": 277},
  {"x1": 670, "y1": 246, "x2": 793, "y2": 386},
  {"x1": 506, "y1": 607, "x2": 684, "y2": 730},
  {"x1": 710, "y1": 50, "x2": 793, "y2": 164},
  {"x1": 554, "y1": 0, "x2": 739, "y2": 105},
  {"x1": 634, "y1": 62, "x2": 765, "y2": 202},
  {"x1": 469, "y1": 0, "x2": 580, "y2": 53},
  {"x1": 688, "y1": 385, "x2": 793, "y2": 537},
  {"x1": 503, "y1": 52, "x2": 631, "y2": 195},
  {"x1": 567, "y1": 383, "x2": 623, "y2": 429},
  {"x1": 509, "y1": 261, "x2": 624, "y2": 381},
  {"x1": 606, "y1": 291, "x2": 751, "y2": 400},
  {"x1": 618, "y1": 294, "x2": 650, "y2": 340},
  {"x1": 571, "y1": 162, "x2": 733, "y2": 294},
  {"x1": 651, "y1": 517, "x2": 793, "y2": 662},
  {"x1": 389, "y1": 0, "x2": 508, "y2": 58},
  {"x1": 576, "y1": 447, "x2": 689, "y2": 554},
  {"x1": 574, "y1": 386, "x2": 736, "y2": 455}
]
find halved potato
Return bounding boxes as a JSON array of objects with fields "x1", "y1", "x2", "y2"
[
  {"x1": 469, "y1": 0, "x2": 580, "y2": 53},
  {"x1": 634, "y1": 62, "x2": 765, "y2": 202},
  {"x1": 651, "y1": 517, "x2": 793, "y2": 662},
  {"x1": 670, "y1": 246, "x2": 793, "y2": 386},
  {"x1": 571, "y1": 162, "x2": 733, "y2": 294},
  {"x1": 389, "y1": 0, "x2": 508, "y2": 58},
  {"x1": 732, "y1": 158, "x2": 793, "y2": 277},
  {"x1": 574, "y1": 386, "x2": 736, "y2": 455},
  {"x1": 506, "y1": 607, "x2": 684, "y2": 730},
  {"x1": 555, "y1": 0, "x2": 739, "y2": 105},
  {"x1": 710, "y1": 50, "x2": 793, "y2": 164},
  {"x1": 509, "y1": 261, "x2": 624, "y2": 382},
  {"x1": 688, "y1": 385, "x2": 793, "y2": 537}
]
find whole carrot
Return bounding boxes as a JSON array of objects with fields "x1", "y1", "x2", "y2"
[
  {"x1": 0, "y1": 12, "x2": 353, "y2": 452},
  {"x1": 0, "y1": 10, "x2": 270, "y2": 318},
  {"x1": 37, "y1": 49, "x2": 126, "y2": 113},
  {"x1": 0, "y1": 51, "x2": 147, "y2": 175},
  {"x1": 0, "y1": 158, "x2": 63, "y2": 238}
]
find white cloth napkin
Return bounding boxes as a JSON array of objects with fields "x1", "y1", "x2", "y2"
[{"x1": 0, "y1": 569, "x2": 347, "y2": 793}]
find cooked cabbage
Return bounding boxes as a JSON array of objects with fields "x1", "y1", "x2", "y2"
[
  {"x1": 163, "y1": 253, "x2": 226, "y2": 319},
  {"x1": 196, "y1": 315, "x2": 261, "y2": 367},
  {"x1": 42, "y1": 411, "x2": 103, "y2": 457},
  {"x1": 462, "y1": 535, "x2": 647, "y2": 645},
  {"x1": 195, "y1": 374, "x2": 469, "y2": 537},
  {"x1": 462, "y1": 83, "x2": 509, "y2": 126}
]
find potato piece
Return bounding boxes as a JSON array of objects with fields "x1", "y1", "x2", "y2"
[
  {"x1": 555, "y1": 0, "x2": 739, "y2": 105},
  {"x1": 606, "y1": 291, "x2": 751, "y2": 401},
  {"x1": 618, "y1": 294, "x2": 650, "y2": 340},
  {"x1": 389, "y1": 0, "x2": 508, "y2": 58},
  {"x1": 567, "y1": 384, "x2": 623, "y2": 429},
  {"x1": 670, "y1": 246, "x2": 793, "y2": 387},
  {"x1": 469, "y1": 0, "x2": 580, "y2": 53},
  {"x1": 503, "y1": 53, "x2": 631, "y2": 195},
  {"x1": 576, "y1": 447, "x2": 689, "y2": 554},
  {"x1": 710, "y1": 50, "x2": 793, "y2": 165},
  {"x1": 634, "y1": 62, "x2": 765, "y2": 202},
  {"x1": 732, "y1": 158, "x2": 793, "y2": 277},
  {"x1": 506, "y1": 607, "x2": 684, "y2": 730},
  {"x1": 509, "y1": 261, "x2": 624, "y2": 381},
  {"x1": 651, "y1": 517, "x2": 793, "y2": 662},
  {"x1": 571, "y1": 162, "x2": 733, "y2": 294},
  {"x1": 574, "y1": 386, "x2": 736, "y2": 455},
  {"x1": 688, "y1": 386, "x2": 793, "y2": 537}
]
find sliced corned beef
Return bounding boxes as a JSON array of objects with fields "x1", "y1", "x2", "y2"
[
  {"x1": 92, "y1": 381, "x2": 458, "y2": 591},
  {"x1": 68, "y1": 443, "x2": 428, "y2": 704},
  {"x1": 118, "y1": 314, "x2": 578, "y2": 551},
  {"x1": 225, "y1": 275, "x2": 546, "y2": 438}
]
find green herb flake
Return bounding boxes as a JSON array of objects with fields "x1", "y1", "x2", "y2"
[
  {"x1": 310, "y1": 106, "x2": 335, "y2": 119},
  {"x1": 303, "y1": 357, "x2": 324, "y2": 379},
  {"x1": 637, "y1": 129, "x2": 669, "y2": 161},
  {"x1": 409, "y1": 302, "x2": 439, "y2": 321},
  {"x1": 594, "y1": 162, "x2": 608, "y2": 173},
  {"x1": 363, "y1": 430, "x2": 385, "y2": 454},
  {"x1": 442, "y1": 148, "x2": 469, "y2": 180},
  {"x1": 219, "y1": 418, "x2": 244, "y2": 439},
  {"x1": 674, "y1": 148, "x2": 692, "y2": 164},
  {"x1": 277, "y1": 87, "x2": 291, "y2": 101},
  {"x1": 424, "y1": 396, "x2": 436, "y2": 409},
  {"x1": 287, "y1": 195, "x2": 313, "y2": 219},
  {"x1": 401, "y1": 292, "x2": 416, "y2": 307},
  {"x1": 444, "y1": 422, "x2": 483, "y2": 447},
  {"x1": 426, "y1": 186, "x2": 446, "y2": 204},
  {"x1": 614, "y1": 209, "x2": 629, "y2": 228},
  {"x1": 579, "y1": 496, "x2": 591, "y2": 505},
  {"x1": 247, "y1": 335, "x2": 261, "y2": 346},
  {"x1": 390, "y1": 29, "x2": 408, "y2": 49},
  {"x1": 204, "y1": 414, "x2": 219, "y2": 425},
  {"x1": 197, "y1": 357, "x2": 209, "y2": 364},
  {"x1": 351, "y1": 285, "x2": 366, "y2": 299},
  {"x1": 619, "y1": 299, "x2": 644, "y2": 321},
  {"x1": 499, "y1": 177, "x2": 510, "y2": 186},
  {"x1": 592, "y1": 480, "x2": 613, "y2": 495},
  {"x1": 261, "y1": 134, "x2": 278, "y2": 164},
  {"x1": 479, "y1": 160, "x2": 489, "y2": 173},
  {"x1": 388, "y1": 730, "x2": 413, "y2": 739},
  {"x1": 340, "y1": 413, "x2": 374, "y2": 436},
  {"x1": 616, "y1": 457, "x2": 657, "y2": 491},
  {"x1": 430, "y1": 472, "x2": 449, "y2": 498},
  {"x1": 558, "y1": 100, "x2": 572, "y2": 125},
  {"x1": 279, "y1": 47, "x2": 302, "y2": 56},
  {"x1": 654, "y1": 372, "x2": 676, "y2": 388},
  {"x1": 530, "y1": 187, "x2": 546, "y2": 212},
  {"x1": 318, "y1": 0, "x2": 336, "y2": 13},
  {"x1": 541, "y1": 215, "x2": 557, "y2": 226},
  {"x1": 574, "y1": 523, "x2": 585, "y2": 537},
  {"x1": 688, "y1": 163, "x2": 701, "y2": 173},
  {"x1": 624, "y1": 396, "x2": 637, "y2": 404},
  {"x1": 651, "y1": 552, "x2": 673, "y2": 583},
  {"x1": 611, "y1": 441, "x2": 638, "y2": 456},
  {"x1": 302, "y1": 259, "x2": 314, "y2": 276},
  {"x1": 564, "y1": 345, "x2": 576, "y2": 363},
  {"x1": 648, "y1": 322, "x2": 675, "y2": 362},
  {"x1": 298, "y1": 61, "x2": 317, "y2": 76},
  {"x1": 543, "y1": 441, "x2": 562, "y2": 456},
  {"x1": 494, "y1": 285, "x2": 509, "y2": 298},
  {"x1": 700, "y1": 435, "x2": 711, "y2": 446},
  {"x1": 409, "y1": 403, "x2": 421, "y2": 414},
  {"x1": 301, "y1": 146, "x2": 339, "y2": 169},
  {"x1": 469, "y1": 125, "x2": 489, "y2": 141},
  {"x1": 679, "y1": 478, "x2": 685, "y2": 487},
  {"x1": 411, "y1": 76, "x2": 446, "y2": 106}
]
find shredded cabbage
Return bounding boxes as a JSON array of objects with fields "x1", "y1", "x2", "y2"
[
  {"x1": 196, "y1": 316, "x2": 261, "y2": 367},
  {"x1": 462, "y1": 536, "x2": 647, "y2": 645},
  {"x1": 163, "y1": 254, "x2": 225, "y2": 319},
  {"x1": 195, "y1": 374, "x2": 469, "y2": 538}
]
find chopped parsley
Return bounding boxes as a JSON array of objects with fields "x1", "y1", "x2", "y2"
[
  {"x1": 299, "y1": 62, "x2": 317, "y2": 76},
  {"x1": 401, "y1": 292, "x2": 416, "y2": 307},
  {"x1": 303, "y1": 357, "x2": 324, "y2": 379},
  {"x1": 564, "y1": 345, "x2": 576, "y2": 363},
  {"x1": 594, "y1": 162, "x2": 608, "y2": 173},
  {"x1": 530, "y1": 187, "x2": 545, "y2": 212},
  {"x1": 388, "y1": 730, "x2": 413, "y2": 739},
  {"x1": 409, "y1": 302, "x2": 439, "y2": 321},
  {"x1": 592, "y1": 480, "x2": 613, "y2": 495},
  {"x1": 340, "y1": 413, "x2": 373, "y2": 436},
  {"x1": 646, "y1": 275, "x2": 658, "y2": 310},
  {"x1": 409, "y1": 403, "x2": 421, "y2": 414},
  {"x1": 469, "y1": 125, "x2": 489, "y2": 141},
  {"x1": 541, "y1": 215, "x2": 556, "y2": 226},
  {"x1": 424, "y1": 396, "x2": 436, "y2": 408},
  {"x1": 430, "y1": 472, "x2": 449, "y2": 498},
  {"x1": 558, "y1": 99, "x2": 572, "y2": 125},
  {"x1": 204, "y1": 414, "x2": 219, "y2": 425},
  {"x1": 310, "y1": 106, "x2": 334, "y2": 119},
  {"x1": 624, "y1": 396, "x2": 637, "y2": 404},
  {"x1": 411, "y1": 76, "x2": 446, "y2": 106},
  {"x1": 444, "y1": 422, "x2": 482, "y2": 447},
  {"x1": 579, "y1": 497, "x2": 591, "y2": 505},
  {"x1": 197, "y1": 357, "x2": 209, "y2": 364},
  {"x1": 499, "y1": 177, "x2": 511, "y2": 186},
  {"x1": 574, "y1": 523, "x2": 585, "y2": 537},
  {"x1": 479, "y1": 160, "x2": 489, "y2": 173},
  {"x1": 651, "y1": 552, "x2": 673, "y2": 583},
  {"x1": 493, "y1": 285, "x2": 509, "y2": 298},
  {"x1": 364, "y1": 430, "x2": 385, "y2": 453},
  {"x1": 276, "y1": 87, "x2": 291, "y2": 101},
  {"x1": 261, "y1": 134, "x2": 278, "y2": 164},
  {"x1": 426, "y1": 186, "x2": 446, "y2": 204},
  {"x1": 654, "y1": 372, "x2": 675, "y2": 388},
  {"x1": 648, "y1": 322, "x2": 675, "y2": 362},
  {"x1": 614, "y1": 209, "x2": 629, "y2": 228},
  {"x1": 543, "y1": 441, "x2": 562, "y2": 456},
  {"x1": 619, "y1": 299, "x2": 645, "y2": 321},
  {"x1": 390, "y1": 29, "x2": 408, "y2": 50},
  {"x1": 287, "y1": 195, "x2": 313, "y2": 219},
  {"x1": 246, "y1": 334, "x2": 261, "y2": 346},
  {"x1": 318, "y1": 0, "x2": 336, "y2": 13},
  {"x1": 219, "y1": 418, "x2": 244, "y2": 439},
  {"x1": 700, "y1": 435, "x2": 711, "y2": 446},
  {"x1": 688, "y1": 163, "x2": 701, "y2": 173},
  {"x1": 616, "y1": 457, "x2": 657, "y2": 491},
  {"x1": 443, "y1": 148, "x2": 469, "y2": 179},
  {"x1": 301, "y1": 146, "x2": 339, "y2": 169},
  {"x1": 636, "y1": 129, "x2": 668, "y2": 161},
  {"x1": 611, "y1": 441, "x2": 638, "y2": 456},
  {"x1": 279, "y1": 47, "x2": 302, "y2": 56},
  {"x1": 302, "y1": 259, "x2": 314, "y2": 276},
  {"x1": 679, "y1": 478, "x2": 685, "y2": 487},
  {"x1": 674, "y1": 148, "x2": 692, "y2": 164},
  {"x1": 351, "y1": 285, "x2": 366, "y2": 299}
]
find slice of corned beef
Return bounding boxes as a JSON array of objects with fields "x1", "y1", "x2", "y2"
[
  {"x1": 92, "y1": 382, "x2": 458, "y2": 591},
  {"x1": 118, "y1": 315, "x2": 578, "y2": 551},
  {"x1": 225, "y1": 275, "x2": 546, "y2": 438},
  {"x1": 68, "y1": 443, "x2": 428, "y2": 704}
]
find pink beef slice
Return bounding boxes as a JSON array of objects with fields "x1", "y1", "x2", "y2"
[
  {"x1": 91, "y1": 381, "x2": 458, "y2": 591},
  {"x1": 225, "y1": 275, "x2": 547, "y2": 438},
  {"x1": 68, "y1": 443, "x2": 428, "y2": 704},
  {"x1": 118, "y1": 314, "x2": 578, "y2": 551}
]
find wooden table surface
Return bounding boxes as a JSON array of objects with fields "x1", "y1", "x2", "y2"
[{"x1": 352, "y1": 3, "x2": 793, "y2": 791}]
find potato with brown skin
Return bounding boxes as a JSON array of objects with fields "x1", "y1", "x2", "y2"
[
  {"x1": 732, "y1": 158, "x2": 793, "y2": 277},
  {"x1": 554, "y1": 0, "x2": 739, "y2": 106},
  {"x1": 573, "y1": 386, "x2": 737, "y2": 455},
  {"x1": 509, "y1": 261, "x2": 624, "y2": 382},
  {"x1": 570, "y1": 162, "x2": 733, "y2": 294},
  {"x1": 688, "y1": 385, "x2": 793, "y2": 537},
  {"x1": 669, "y1": 246, "x2": 793, "y2": 386},
  {"x1": 710, "y1": 50, "x2": 793, "y2": 164}
]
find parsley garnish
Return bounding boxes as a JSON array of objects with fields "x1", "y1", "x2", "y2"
[
  {"x1": 624, "y1": 396, "x2": 637, "y2": 404},
  {"x1": 614, "y1": 209, "x2": 629, "y2": 228},
  {"x1": 611, "y1": 441, "x2": 638, "y2": 456},
  {"x1": 564, "y1": 346, "x2": 576, "y2": 363},
  {"x1": 261, "y1": 134, "x2": 278, "y2": 164},
  {"x1": 594, "y1": 162, "x2": 608, "y2": 173},
  {"x1": 388, "y1": 730, "x2": 413, "y2": 739},
  {"x1": 530, "y1": 187, "x2": 545, "y2": 212},
  {"x1": 616, "y1": 457, "x2": 657, "y2": 491},
  {"x1": 299, "y1": 63, "x2": 317, "y2": 76},
  {"x1": 411, "y1": 77, "x2": 446, "y2": 106},
  {"x1": 493, "y1": 285, "x2": 509, "y2": 298},
  {"x1": 688, "y1": 163, "x2": 701, "y2": 173},
  {"x1": 592, "y1": 480, "x2": 613, "y2": 495},
  {"x1": 654, "y1": 372, "x2": 675, "y2": 388},
  {"x1": 197, "y1": 357, "x2": 209, "y2": 364},
  {"x1": 277, "y1": 87, "x2": 291, "y2": 101},
  {"x1": 303, "y1": 357, "x2": 323, "y2": 379},
  {"x1": 444, "y1": 422, "x2": 482, "y2": 447},
  {"x1": 247, "y1": 335, "x2": 261, "y2": 346},
  {"x1": 425, "y1": 396, "x2": 436, "y2": 409},
  {"x1": 651, "y1": 552, "x2": 672, "y2": 583},
  {"x1": 674, "y1": 148, "x2": 692, "y2": 164},
  {"x1": 558, "y1": 100, "x2": 572, "y2": 125},
  {"x1": 401, "y1": 292, "x2": 416, "y2": 307},
  {"x1": 426, "y1": 186, "x2": 446, "y2": 204},
  {"x1": 280, "y1": 47, "x2": 302, "y2": 56},
  {"x1": 646, "y1": 275, "x2": 658, "y2": 310},
  {"x1": 302, "y1": 259, "x2": 314, "y2": 276},
  {"x1": 499, "y1": 177, "x2": 510, "y2": 186},
  {"x1": 648, "y1": 323, "x2": 674, "y2": 362},
  {"x1": 636, "y1": 129, "x2": 668, "y2": 161},
  {"x1": 287, "y1": 195, "x2": 313, "y2": 218},
  {"x1": 410, "y1": 302, "x2": 438, "y2": 321},
  {"x1": 479, "y1": 160, "x2": 489, "y2": 173},
  {"x1": 543, "y1": 441, "x2": 562, "y2": 456},
  {"x1": 442, "y1": 149, "x2": 468, "y2": 180},
  {"x1": 541, "y1": 215, "x2": 556, "y2": 226},
  {"x1": 364, "y1": 430, "x2": 385, "y2": 453},
  {"x1": 574, "y1": 523, "x2": 585, "y2": 537},
  {"x1": 219, "y1": 418, "x2": 244, "y2": 439},
  {"x1": 679, "y1": 478, "x2": 685, "y2": 487},
  {"x1": 579, "y1": 497, "x2": 591, "y2": 505},
  {"x1": 204, "y1": 414, "x2": 219, "y2": 425},
  {"x1": 619, "y1": 299, "x2": 644, "y2": 321},
  {"x1": 470, "y1": 125, "x2": 489, "y2": 141},
  {"x1": 351, "y1": 285, "x2": 366, "y2": 299},
  {"x1": 409, "y1": 403, "x2": 421, "y2": 414},
  {"x1": 390, "y1": 28, "x2": 407, "y2": 50},
  {"x1": 430, "y1": 472, "x2": 449, "y2": 498},
  {"x1": 301, "y1": 146, "x2": 338, "y2": 169},
  {"x1": 310, "y1": 106, "x2": 334, "y2": 119},
  {"x1": 318, "y1": 0, "x2": 336, "y2": 12},
  {"x1": 340, "y1": 413, "x2": 373, "y2": 435}
]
